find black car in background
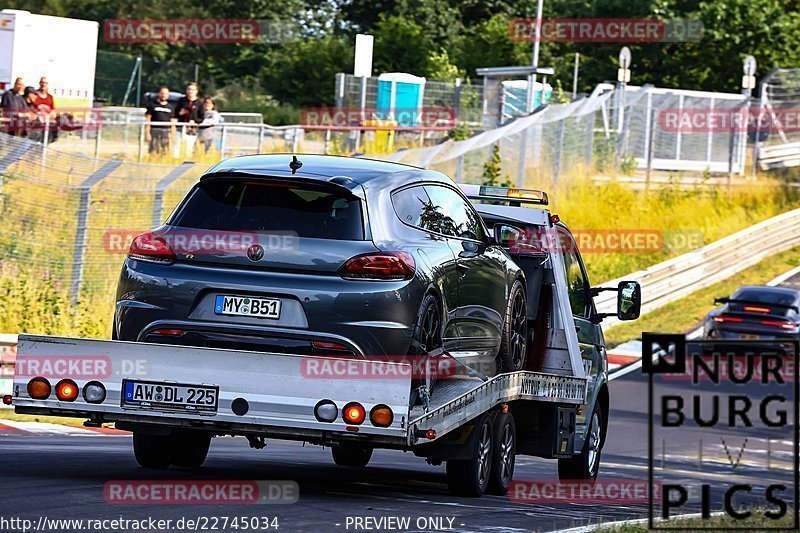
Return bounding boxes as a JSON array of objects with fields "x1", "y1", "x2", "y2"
[{"x1": 703, "y1": 285, "x2": 800, "y2": 342}]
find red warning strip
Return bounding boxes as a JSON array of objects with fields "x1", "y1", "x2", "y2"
[{"x1": 0, "y1": 422, "x2": 28, "y2": 436}]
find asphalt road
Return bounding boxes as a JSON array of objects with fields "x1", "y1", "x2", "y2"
[
  {"x1": 1, "y1": 271, "x2": 797, "y2": 533},
  {"x1": 1, "y1": 365, "x2": 794, "y2": 533}
]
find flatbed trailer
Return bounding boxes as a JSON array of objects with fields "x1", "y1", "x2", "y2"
[{"x1": 10, "y1": 184, "x2": 639, "y2": 497}]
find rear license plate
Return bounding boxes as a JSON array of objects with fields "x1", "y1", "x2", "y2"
[
  {"x1": 214, "y1": 295, "x2": 281, "y2": 319},
  {"x1": 740, "y1": 334, "x2": 762, "y2": 340},
  {"x1": 122, "y1": 380, "x2": 218, "y2": 413}
]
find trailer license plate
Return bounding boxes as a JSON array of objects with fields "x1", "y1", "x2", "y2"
[
  {"x1": 214, "y1": 295, "x2": 281, "y2": 319},
  {"x1": 122, "y1": 380, "x2": 218, "y2": 413}
]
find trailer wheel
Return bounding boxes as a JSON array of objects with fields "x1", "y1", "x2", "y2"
[
  {"x1": 132, "y1": 432, "x2": 171, "y2": 469},
  {"x1": 169, "y1": 430, "x2": 211, "y2": 468},
  {"x1": 446, "y1": 415, "x2": 493, "y2": 497},
  {"x1": 487, "y1": 413, "x2": 516, "y2": 495},
  {"x1": 558, "y1": 404, "x2": 602, "y2": 483},
  {"x1": 331, "y1": 444, "x2": 373, "y2": 467},
  {"x1": 498, "y1": 281, "x2": 527, "y2": 373}
]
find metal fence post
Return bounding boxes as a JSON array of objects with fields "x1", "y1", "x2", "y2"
[
  {"x1": 138, "y1": 123, "x2": 145, "y2": 162},
  {"x1": 455, "y1": 154, "x2": 464, "y2": 183},
  {"x1": 585, "y1": 110, "x2": 595, "y2": 168},
  {"x1": 152, "y1": 162, "x2": 196, "y2": 227},
  {"x1": 646, "y1": 108, "x2": 657, "y2": 189},
  {"x1": 292, "y1": 128, "x2": 300, "y2": 152},
  {"x1": 94, "y1": 123, "x2": 103, "y2": 160},
  {"x1": 70, "y1": 159, "x2": 123, "y2": 304},
  {"x1": 258, "y1": 125, "x2": 265, "y2": 154},
  {"x1": 517, "y1": 129, "x2": 528, "y2": 186},
  {"x1": 553, "y1": 118, "x2": 567, "y2": 186},
  {"x1": 220, "y1": 124, "x2": 228, "y2": 159}
]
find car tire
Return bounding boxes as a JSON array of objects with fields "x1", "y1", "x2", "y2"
[
  {"x1": 409, "y1": 294, "x2": 443, "y2": 401},
  {"x1": 558, "y1": 403, "x2": 603, "y2": 483},
  {"x1": 446, "y1": 414, "x2": 493, "y2": 497},
  {"x1": 168, "y1": 430, "x2": 211, "y2": 468},
  {"x1": 132, "y1": 431, "x2": 171, "y2": 469},
  {"x1": 498, "y1": 281, "x2": 528, "y2": 373},
  {"x1": 331, "y1": 444, "x2": 373, "y2": 467},
  {"x1": 487, "y1": 413, "x2": 516, "y2": 495}
]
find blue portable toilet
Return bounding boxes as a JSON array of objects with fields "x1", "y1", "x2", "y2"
[
  {"x1": 376, "y1": 73, "x2": 426, "y2": 127},
  {"x1": 501, "y1": 79, "x2": 552, "y2": 121}
]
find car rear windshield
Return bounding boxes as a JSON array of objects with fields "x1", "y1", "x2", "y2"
[{"x1": 170, "y1": 180, "x2": 365, "y2": 240}]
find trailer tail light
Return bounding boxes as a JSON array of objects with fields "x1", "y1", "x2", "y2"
[
  {"x1": 338, "y1": 252, "x2": 415, "y2": 281},
  {"x1": 342, "y1": 402, "x2": 366, "y2": 425},
  {"x1": 369, "y1": 405, "x2": 394, "y2": 427},
  {"x1": 2, "y1": 395, "x2": 12, "y2": 405},
  {"x1": 55, "y1": 379, "x2": 79, "y2": 402},
  {"x1": 314, "y1": 400, "x2": 338, "y2": 422},
  {"x1": 27, "y1": 377, "x2": 51, "y2": 400},
  {"x1": 83, "y1": 381, "x2": 107, "y2": 404},
  {"x1": 128, "y1": 231, "x2": 176, "y2": 264}
]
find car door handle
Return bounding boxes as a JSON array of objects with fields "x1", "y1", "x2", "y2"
[{"x1": 456, "y1": 263, "x2": 470, "y2": 276}]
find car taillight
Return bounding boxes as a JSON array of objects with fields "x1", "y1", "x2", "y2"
[
  {"x1": 128, "y1": 231, "x2": 176, "y2": 264},
  {"x1": 762, "y1": 319, "x2": 796, "y2": 330},
  {"x1": 713, "y1": 315, "x2": 743, "y2": 323},
  {"x1": 338, "y1": 252, "x2": 415, "y2": 281}
]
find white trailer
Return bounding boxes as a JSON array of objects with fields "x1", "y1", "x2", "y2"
[
  {"x1": 9, "y1": 187, "x2": 641, "y2": 497},
  {"x1": 0, "y1": 10, "x2": 98, "y2": 107}
]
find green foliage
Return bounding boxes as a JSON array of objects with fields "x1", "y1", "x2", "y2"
[{"x1": 482, "y1": 144, "x2": 513, "y2": 187}]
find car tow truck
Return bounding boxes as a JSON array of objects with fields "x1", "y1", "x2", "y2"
[{"x1": 10, "y1": 185, "x2": 641, "y2": 497}]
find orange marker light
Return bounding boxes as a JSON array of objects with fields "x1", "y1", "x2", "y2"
[
  {"x1": 342, "y1": 402, "x2": 366, "y2": 425},
  {"x1": 27, "y1": 377, "x2": 51, "y2": 400},
  {"x1": 55, "y1": 379, "x2": 79, "y2": 402},
  {"x1": 369, "y1": 405, "x2": 394, "y2": 427}
]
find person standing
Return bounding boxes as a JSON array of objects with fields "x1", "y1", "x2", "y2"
[
  {"x1": 32, "y1": 77, "x2": 56, "y2": 117},
  {"x1": 0, "y1": 77, "x2": 27, "y2": 136},
  {"x1": 176, "y1": 82, "x2": 204, "y2": 156},
  {"x1": 145, "y1": 86, "x2": 176, "y2": 156},
  {"x1": 197, "y1": 97, "x2": 221, "y2": 153}
]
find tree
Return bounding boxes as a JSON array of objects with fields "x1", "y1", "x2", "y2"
[{"x1": 482, "y1": 144, "x2": 512, "y2": 187}]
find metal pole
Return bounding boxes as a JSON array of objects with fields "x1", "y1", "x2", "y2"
[
  {"x1": 572, "y1": 53, "x2": 580, "y2": 100},
  {"x1": 138, "y1": 123, "x2": 145, "y2": 162},
  {"x1": 553, "y1": 118, "x2": 566, "y2": 187},
  {"x1": 526, "y1": 0, "x2": 545, "y2": 113},
  {"x1": 152, "y1": 162, "x2": 195, "y2": 227},
  {"x1": 257, "y1": 125, "x2": 265, "y2": 154},
  {"x1": 646, "y1": 108, "x2": 656, "y2": 189},
  {"x1": 292, "y1": 128, "x2": 299, "y2": 153},
  {"x1": 220, "y1": 124, "x2": 227, "y2": 159},
  {"x1": 94, "y1": 122, "x2": 102, "y2": 160},
  {"x1": 455, "y1": 154, "x2": 464, "y2": 183},
  {"x1": 136, "y1": 55, "x2": 143, "y2": 107},
  {"x1": 70, "y1": 159, "x2": 123, "y2": 304}
]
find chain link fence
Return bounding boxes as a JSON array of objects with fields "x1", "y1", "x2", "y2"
[
  {"x1": 384, "y1": 84, "x2": 748, "y2": 185},
  {"x1": 752, "y1": 68, "x2": 800, "y2": 172},
  {"x1": 0, "y1": 82, "x2": 756, "y2": 305}
]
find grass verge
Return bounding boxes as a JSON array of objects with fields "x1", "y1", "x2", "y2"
[
  {"x1": 604, "y1": 245, "x2": 800, "y2": 347},
  {"x1": 600, "y1": 511, "x2": 793, "y2": 531}
]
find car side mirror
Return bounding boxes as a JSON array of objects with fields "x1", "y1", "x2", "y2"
[
  {"x1": 459, "y1": 239, "x2": 486, "y2": 257},
  {"x1": 493, "y1": 224, "x2": 518, "y2": 247},
  {"x1": 617, "y1": 281, "x2": 641, "y2": 321}
]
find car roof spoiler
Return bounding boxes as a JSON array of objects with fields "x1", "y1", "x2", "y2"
[{"x1": 714, "y1": 297, "x2": 799, "y2": 313}]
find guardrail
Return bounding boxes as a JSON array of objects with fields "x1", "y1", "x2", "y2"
[{"x1": 595, "y1": 207, "x2": 800, "y2": 328}]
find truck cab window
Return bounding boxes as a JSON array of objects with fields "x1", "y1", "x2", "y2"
[{"x1": 559, "y1": 230, "x2": 589, "y2": 318}]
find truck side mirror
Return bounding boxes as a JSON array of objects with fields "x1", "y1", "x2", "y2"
[
  {"x1": 493, "y1": 223, "x2": 523, "y2": 248},
  {"x1": 617, "y1": 281, "x2": 641, "y2": 321}
]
